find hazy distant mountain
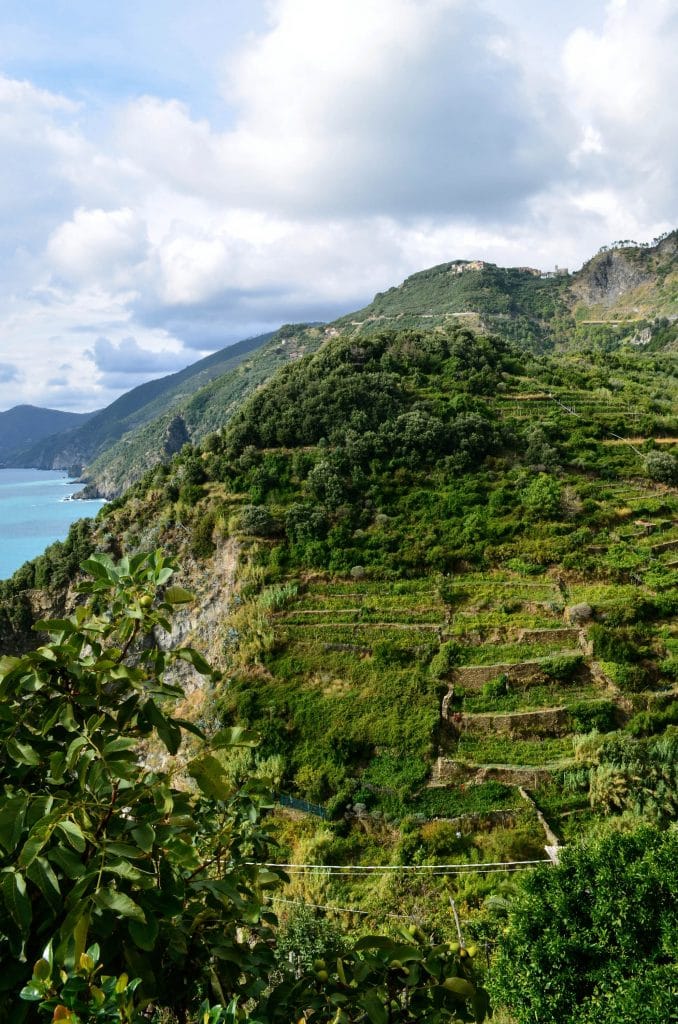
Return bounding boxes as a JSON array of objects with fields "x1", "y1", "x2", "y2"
[
  {"x1": 2, "y1": 332, "x2": 276, "y2": 472},
  {"x1": 0, "y1": 405, "x2": 95, "y2": 460}
]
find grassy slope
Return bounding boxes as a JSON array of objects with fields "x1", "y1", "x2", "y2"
[{"x1": 74, "y1": 329, "x2": 677, "y2": 824}]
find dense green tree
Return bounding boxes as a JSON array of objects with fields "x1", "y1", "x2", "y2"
[{"x1": 489, "y1": 826, "x2": 678, "y2": 1024}]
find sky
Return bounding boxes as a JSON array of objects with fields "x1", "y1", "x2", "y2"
[{"x1": 0, "y1": 0, "x2": 675, "y2": 412}]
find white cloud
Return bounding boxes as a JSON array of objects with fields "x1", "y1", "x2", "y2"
[
  {"x1": 117, "y1": 0, "x2": 567, "y2": 218},
  {"x1": 89, "y1": 335, "x2": 189, "y2": 375},
  {"x1": 0, "y1": 1, "x2": 674, "y2": 413},
  {"x1": 47, "y1": 207, "x2": 149, "y2": 286},
  {"x1": 563, "y1": 0, "x2": 677, "y2": 217}
]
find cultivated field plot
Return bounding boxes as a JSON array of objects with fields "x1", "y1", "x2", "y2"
[
  {"x1": 454, "y1": 680, "x2": 605, "y2": 714},
  {"x1": 454, "y1": 734, "x2": 575, "y2": 767},
  {"x1": 264, "y1": 544, "x2": 672, "y2": 830},
  {"x1": 454, "y1": 639, "x2": 580, "y2": 666}
]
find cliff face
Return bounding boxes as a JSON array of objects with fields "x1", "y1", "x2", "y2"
[
  {"x1": 569, "y1": 232, "x2": 677, "y2": 313},
  {"x1": 571, "y1": 249, "x2": 654, "y2": 307}
]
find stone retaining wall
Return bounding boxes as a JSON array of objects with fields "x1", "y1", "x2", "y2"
[
  {"x1": 651, "y1": 537, "x2": 678, "y2": 553},
  {"x1": 429, "y1": 758, "x2": 554, "y2": 788},
  {"x1": 515, "y1": 627, "x2": 580, "y2": 644},
  {"x1": 429, "y1": 809, "x2": 518, "y2": 833},
  {"x1": 452, "y1": 660, "x2": 548, "y2": 689},
  {"x1": 458, "y1": 707, "x2": 572, "y2": 738}
]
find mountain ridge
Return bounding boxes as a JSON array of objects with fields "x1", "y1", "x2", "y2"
[
  {"x1": 4, "y1": 232, "x2": 676, "y2": 499},
  {"x1": 0, "y1": 404, "x2": 97, "y2": 460}
]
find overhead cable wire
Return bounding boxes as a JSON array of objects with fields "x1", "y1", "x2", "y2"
[{"x1": 257, "y1": 858, "x2": 550, "y2": 871}]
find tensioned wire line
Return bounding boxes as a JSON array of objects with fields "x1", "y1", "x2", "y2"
[{"x1": 253, "y1": 858, "x2": 550, "y2": 874}]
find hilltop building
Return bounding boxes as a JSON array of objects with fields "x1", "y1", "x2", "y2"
[{"x1": 541, "y1": 265, "x2": 569, "y2": 279}]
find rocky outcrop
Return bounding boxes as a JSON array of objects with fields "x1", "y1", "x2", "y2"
[
  {"x1": 572, "y1": 249, "x2": 654, "y2": 307},
  {"x1": 163, "y1": 415, "x2": 191, "y2": 458}
]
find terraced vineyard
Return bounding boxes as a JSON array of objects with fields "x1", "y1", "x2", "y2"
[{"x1": 239, "y1": 491, "x2": 675, "y2": 849}]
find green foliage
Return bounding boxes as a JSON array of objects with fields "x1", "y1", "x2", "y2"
[
  {"x1": 645, "y1": 449, "x2": 678, "y2": 484},
  {"x1": 430, "y1": 642, "x2": 462, "y2": 679},
  {"x1": 238, "y1": 504, "x2": 279, "y2": 537},
  {"x1": 261, "y1": 926, "x2": 490, "y2": 1023},
  {"x1": 20, "y1": 943, "x2": 141, "y2": 1023},
  {"x1": 587, "y1": 729, "x2": 678, "y2": 823},
  {"x1": 0, "y1": 553, "x2": 280, "y2": 1022},
  {"x1": 2, "y1": 552, "x2": 491, "y2": 1024},
  {"x1": 489, "y1": 825, "x2": 678, "y2": 1024},
  {"x1": 480, "y1": 675, "x2": 509, "y2": 700},
  {"x1": 521, "y1": 473, "x2": 562, "y2": 519},
  {"x1": 542, "y1": 654, "x2": 583, "y2": 682},
  {"x1": 566, "y1": 699, "x2": 617, "y2": 733}
]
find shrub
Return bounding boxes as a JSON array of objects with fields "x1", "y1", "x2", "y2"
[
  {"x1": 567, "y1": 699, "x2": 617, "y2": 733},
  {"x1": 489, "y1": 826, "x2": 678, "y2": 1024},
  {"x1": 429, "y1": 640, "x2": 463, "y2": 679},
  {"x1": 481, "y1": 674, "x2": 510, "y2": 699},
  {"x1": 542, "y1": 653, "x2": 583, "y2": 682},
  {"x1": 645, "y1": 450, "x2": 678, "y2": 484},
  {"x1": 238, "y1": 504, "x2": 278, "y2": 536},
  {"x1": 372, "y1": 639, "x2": 412, "y2": 667},
  {"x1": 600, "y1": 661, "x2": 649, "y2": 691}
]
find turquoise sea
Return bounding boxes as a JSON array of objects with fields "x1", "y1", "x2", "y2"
[{"x1": 0, "y1": 469, "x2": 105, "y2": 580}]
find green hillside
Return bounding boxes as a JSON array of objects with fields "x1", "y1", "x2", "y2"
[
  {"x1": 9, "y1": 235, "x2": 675, "y2": 503},
  {"x1": 3, "y1": 329, "x2": 277, "y2": 475},
  {"x1": 82, "y1": 231, "x2": 677, "y2": 497},
  {"x1": 5, "y1": 323, "x2": 676, "y2": 832},
  {"x1": 0, "y1": 237, "x2": 676, "y2": 1023},
  {"x1": 81, "y1": 324, "x2": 326, "y2": 497}
]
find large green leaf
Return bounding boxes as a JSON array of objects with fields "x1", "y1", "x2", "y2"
[
  {"x1": 0, "y1": 796, "x2": 28, "y2": 853},
  {"x1": 359, "y1": 989, "x2": 388, "y2": 1024},
  {"x1": 6, "y1": 737, "x2": 41, "y2": 766},
  {"x1": 442, "y1": 976, "x2": 476, "y2": 998},
  {"x1": 81, "y1": 556, "x2": 116, "y2": 581},
  {"x1": 144, "y1": 699, "x2": 182, "y2": 755},
  {"x1": 56, "y1": 820, "x2": 87, "y2": 853},
  {"x1": 176, "y1": 647, "x2": 212, "y2": 674},
  {"x1": 2, "y1": 870, "x2": 32, "y2": 935},
  {"x1": 128, "y1": 913, "x2": 159, "y2": 951},
  {"x1": 130, "y1": 823, "x2": 156, "y2": 854},
  {"x1": 211, "y1": 727, "x2": 260, "y2": 749},
  {"x1": 188, "y1": 754, "x2": 234, "y2": 802},
  {"x1": 94, "y1": 888, "x2": 146, "y2": 922},
  {"x1": 163, "y1": 586, "x2": 195, "y2": 605}
]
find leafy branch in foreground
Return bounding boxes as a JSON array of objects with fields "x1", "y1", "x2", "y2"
[{"x1": 0, "y1": 551, "x2": 279, "y2": 1022}]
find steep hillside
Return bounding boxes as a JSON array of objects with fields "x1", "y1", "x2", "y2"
[
  {"x1": 333, "y1": 232, "x2": 678, "y2": 353},
  {"x1": 3, "y1": 329, "x2": 276, "y2": 472},
  {"x1": 1, "y1": 309, "x2": 677, "y2": 960},
  {"x1": 80, "y1": 324, "x2": 326, "y2": 497},
  {"x1": 0, "y1": 404, "x2": 94, "y2": 460},
  {"x1": 9, "y1": 234, "x2": 675, "y2": 500},
  {"x1": 332, "y1": 260, "x2": 571, "y2": 349},
  {"x1": 571, "y1": 231, "x2": 677, "y2": 316}
]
